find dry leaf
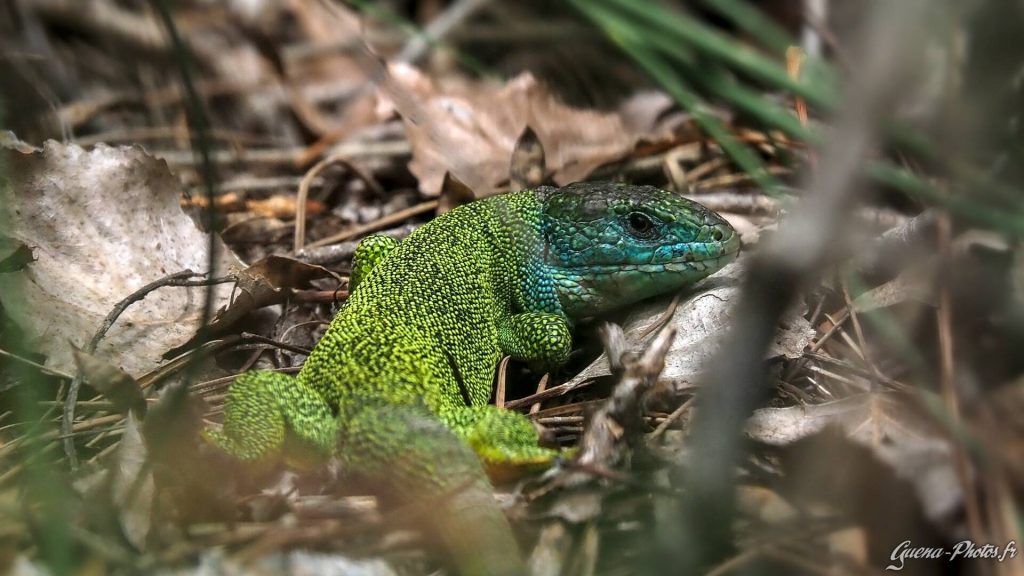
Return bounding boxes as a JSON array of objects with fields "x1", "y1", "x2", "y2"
[
  {"x1": 111, "y1": 412, "x2": 154, "y2": 551},
  {"x1": 0, "y1": 243, "x2": 35, "y2": 273},
  {"x1": 173, "y1": 255, "x2": 337, "y2": 353},
  {"x1": 379, "y1": 65, "x2": 677, "y2": 196},
  {"x1": 71, "y1": 348, "x2": 145, "y2": 416},
  {"x1": 565, "y1": 259, "x2": 815, "y2": 389},
  {"x1": 747, "y1": 392, "x2": 961, "y2": 523},
  {"x1": 0, "y1": 142, "x2": 239, "y2": 376},
  {"x1": 509, "y1": 126, "x2": 546, "y2": 191},
  {"x1": 437, "y1": 171, "x2": 477, "y2": 214},
  {"x1": 280, "y1": 1, "x2": 383, "y2": 138}
]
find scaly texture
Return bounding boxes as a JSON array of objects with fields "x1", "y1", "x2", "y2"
[{"x1": 207, "y1": 182, "x2": 740, "y2": 575}]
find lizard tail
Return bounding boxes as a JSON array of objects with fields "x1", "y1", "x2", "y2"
[{"x1": 343, "y1": 403, "x2": 526, "y2": 576}]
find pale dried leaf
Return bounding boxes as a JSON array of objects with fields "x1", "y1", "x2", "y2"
[
  {"x1": 157, "y1": 550, "x2": 399, "y2": 576},
  {"x1": 746, "y1": 392, "x2": 961, "y2": 522},
  {"x1": 565, "y1": 259, "x2": 815, "y2": 389},
  {"x1": 111, "y1": 412, "x2": 154, "y2": 551},
  {"x1": 0, "y1": 141, "x2": 239, "y2": 376}
]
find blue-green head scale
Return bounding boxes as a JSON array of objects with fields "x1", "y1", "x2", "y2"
[{"x1": 537, "y1": 182, "x2": 741, "y2": 317}]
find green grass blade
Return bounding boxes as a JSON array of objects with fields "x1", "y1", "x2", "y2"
[{"x1": 574, "y1": 0, "x2": 785, "y2": 195}]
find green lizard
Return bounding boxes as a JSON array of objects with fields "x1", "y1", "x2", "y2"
[{"x1": 206, "y1": 181, "x2": 740, "y2": 575}]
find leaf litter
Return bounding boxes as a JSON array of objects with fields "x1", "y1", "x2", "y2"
[{"x1": 1, "y1": 2, "x2": 1016, "y2": 575}]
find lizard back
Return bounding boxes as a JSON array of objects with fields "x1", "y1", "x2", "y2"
[{"x1": 297, "y1": 191, "x2": 547, "y2": 421}]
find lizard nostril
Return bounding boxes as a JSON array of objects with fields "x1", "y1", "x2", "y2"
[{"x1": 712, "y1": 229, "x2": 724, "y2": 242}]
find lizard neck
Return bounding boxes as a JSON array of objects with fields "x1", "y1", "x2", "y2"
[{"x1": 477, "y1": 191, "x2": 566, "y2": 320}]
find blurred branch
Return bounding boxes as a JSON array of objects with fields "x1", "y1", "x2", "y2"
[
  {"x1": 27, "y1": 0, "x2": 168, "y2": 54},
  {"x1": 660, "y1": 1, "x2": 931, "y2": 571},
  {"x1": 396, "y1": 0, "x2": 489, "y2": 64}
]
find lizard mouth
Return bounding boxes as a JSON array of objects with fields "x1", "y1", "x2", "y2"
[{"x1": 560, "y1": 231, "x2": 741, "y2": 273}]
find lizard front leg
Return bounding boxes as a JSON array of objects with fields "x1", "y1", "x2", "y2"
[
  {"x1": 431, "y1": 312, "x2": 571, "y2": 472},
  {"x1": 350, "y1": 234, "x2": 400, "y2": 293},
  {"x1": 497, "y1": 311, "x2": 572, "y2": 370}
]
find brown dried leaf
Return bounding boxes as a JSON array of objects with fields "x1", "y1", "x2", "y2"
[
  {"x1": 71, "y1": 348, "x2": 145, "y2": 416},
  {"x1": 437, "y1": 171, "x2": 477, "y2": 215},
  {"x1": 205, "y1": 255, "x2": 339, "y2": 337},
  {"x1": 509, "y1": 126, "x2": 546, "y2": 192},
  {"x1": 379, "y1": 65, "x2": 676, "y2": 196},
  {"x1": 280, "y1": 1, "x2": 383, "y2": 137}
]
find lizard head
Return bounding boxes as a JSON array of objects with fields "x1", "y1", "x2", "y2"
[{"x1": 538, "y1": 182, "x2": 741, "y2": 318}]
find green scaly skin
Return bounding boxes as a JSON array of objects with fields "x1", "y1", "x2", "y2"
[{"x1": 206, "y1": 182, "x2": 740, "y2": 575}]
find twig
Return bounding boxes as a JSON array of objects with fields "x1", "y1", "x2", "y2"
[
  {"x1": 294, "y1": 153, "x2": 384, "y2": 252},
  {"x1": 89, "y1": 271, "x2": 221, "y2": 352},
  {"x1": 304, "y1": 200, "x2": 439, "y2": 249},
  {"x1": 72, "y1": 126, "x2": 285, "y2": 148},
  {"x1": 528, "y1": 374, "x2": 550, "y2": 415},
  {"x1": 237, "y1": 333, "x2": 313, "y2": 358},
  {"x1": 504, "y1": 378, "x2": 595, "y2": 410},
  {"x1": 190, "y1": 366, "x2": 302, "y2": 397},
  {"x1": 292, "y1": 289, "x2": 351, "y2": 304},
  {"x1": 296, "y1": 223, "x2": 419, "y2": 265},
  {"x1": 691, "y1": 165, "x2": 792, "y2": 192},
  {"x1": 396, "y1": 0, "x2": 490, "y2": 64},
  {"x1": 781, "y1": 308, "x2": 850, "y2": 384},
  {"x1": 564, "y1": 323, "x2": 676, "y2": 484},
  {"x1": 683, "y1": 157, "x2": 729, "y2": 186},
  {"x1": 494, "y1": 356, "x2": 511, "y2": 409},
  {"x1": 62, "y1": 269, "x2": 225, "y2": 468},
  {"x1": 683, "y1": 191, "x2": 780, "y2": 216},
  {"x1": 29, "y1": 0, "x2": 168, "y2": 54},
  {"x1": 637, "y1": 291, "x2": 684, "y2": 341},
  {"x1": 650, "y1": 395, "x2": 696, "y2": 439},
  {"x1": 153, "y1": 139, "x2": 410, "y2": 169},
  {"x1": 0, "y1": 348, "x2": 75, "y2": 381},
  {"x1": 839, "y1": 275, "x2": 882, "y2": 379}
]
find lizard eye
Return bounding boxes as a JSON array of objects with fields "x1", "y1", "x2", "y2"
[{"x1": 624, "y1": 212, "x2": 658, "y2": 239}]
